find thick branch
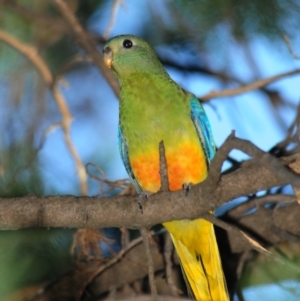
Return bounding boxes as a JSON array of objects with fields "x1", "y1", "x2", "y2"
[
  {"x1": 0, "y1": 136, "x2": 298, "y2": 232},
  {"x1": 226, "y1": 202, "x2": 300, "y2": 253}
]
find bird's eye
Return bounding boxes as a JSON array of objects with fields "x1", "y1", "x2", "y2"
[{"x1": 123, "y1": 39, "x2": 133, "y2": 48}]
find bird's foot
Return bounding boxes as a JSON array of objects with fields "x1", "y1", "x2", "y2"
[
  {"x1": 182, "y1": 182, "x2": 192, "y2": 197},
  {"x1": 138, "y1": 191, "x2": 151, "y2": 213}
]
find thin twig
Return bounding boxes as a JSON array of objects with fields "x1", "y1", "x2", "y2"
[
  {"x1": 37, "y1": 234, "x2": 146, "y2": 301},
  {"x1": 270, "y1": 224, "x2": 300, "y2": 243},
  {"x1": 52, "y1": 86, "x2": 88, "y2": 195},
  {"x1": 202, "y1": 213, "x2": 272, "y2": 256},
  {"x1": 229, "y1": 194, "x2": 296, "y2": 218},
  {"x1": 55, "y1": 54, "x2": 92, "y2": 82},
  {"x1": 272, "y1": 202, "x2": 300, "y2": 243},
  {"x1": 208, "y1": 132, "x2": 300, "y2": 192},
  {"x1": 164, "y1": 233, "x2": 181, "y2": 297},
  {"x1": 159, "y1": 141, "x2": 169, "y2": 192},
  {"x1": 103, "y1": 0, "x2": 123, "y2": 40},
  {"x1": 3, "y1": 122, "x2": 49, "y2": 194},
  {"x1": 84, "y1": 234, "x2": 144, "y2": 291},
  {"x1": 0, "y1": 29, "x2": 88, "y2": 195},
  {"x1": 0, "y1": 30, "x2": 53, "y2": 84},
  {"x1": 52, "y1": 0, "x2": 119, "y2": 96},
  {"x1": 208, "y1": 212, "x2": 300, "y2": 274},
  {"x1": 236, "y1": 251, "x2": 253, "y2": 280},
  {"x1": 201, "y1": 69, "x2": 300, "y2": 100},
  {"x1": 85, "y1": 162, "x2": 132, "y2": 196},
  {"x1": 140, "y1": 228, "x2": 158, "y2": 296},
  {"x1": 283, "y1": 34, "x2": 300, "y2": 60}
]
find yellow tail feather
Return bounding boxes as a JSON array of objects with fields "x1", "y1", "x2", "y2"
[{"x1": 163, "y1": 218, "x2": 229, "y2": 301}]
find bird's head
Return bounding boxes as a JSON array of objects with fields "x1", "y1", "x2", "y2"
[{"x1": 103, "y1": 35, "x2": 166, "y2": 82}]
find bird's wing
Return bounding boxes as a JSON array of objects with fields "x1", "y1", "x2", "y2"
[
  {"x1": 118, "y1": 125, "x2": 142, "y2": 193},
  {"x1": 190, "y1": 97, "x2": 216, "y2": 163}
]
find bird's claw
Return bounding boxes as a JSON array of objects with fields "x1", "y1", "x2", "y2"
[
  {"x1": 182, "y1": 182, "x2": 192, "y2": 197},
  {"x1": 138, "y1": 191, "x2": 151, "y2": 213}
]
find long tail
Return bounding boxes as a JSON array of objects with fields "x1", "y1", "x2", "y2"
[{"x1": 163, "y1": 218, "x2": 229, "y2": 301}]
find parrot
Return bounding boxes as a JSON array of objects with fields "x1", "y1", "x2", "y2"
[{"x1": 103, "y1": 35, "x2": 229, "y2": 301}]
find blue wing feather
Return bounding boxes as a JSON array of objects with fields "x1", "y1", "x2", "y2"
[
  {"x1": 118, "y1": 125, "x2": 142, "y2": 193},
  {"x1": 190, "y1": 98, "x2": 216, "y2": 163}
]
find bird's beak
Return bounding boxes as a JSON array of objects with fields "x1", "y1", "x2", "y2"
[{"x1": 103, "y1": 46, "x2": 113, "y2": 69}]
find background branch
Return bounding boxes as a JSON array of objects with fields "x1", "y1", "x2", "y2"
[
  {"x1": 201, "y1": 69, "x2": 300, "y2": 100},
  {"x1": 0, "y1": 29, "x2": 88, "y2": 196},
  {"x1": 52, "y1": 0, "x2": 120, "y2": 96}
]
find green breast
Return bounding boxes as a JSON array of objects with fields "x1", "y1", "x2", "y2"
[{"x1": 119, "y1": 73, "x2": 199, "y2": 157}]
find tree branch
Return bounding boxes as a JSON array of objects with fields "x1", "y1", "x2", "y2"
[
  {"x1": 0, "y1": 29, "x2": 88, "y2": 196},
  {"x1": 103, "y1": 0, "x2": 124, "y2": 40},
  {"x1": 201, "y1": 69, "x2": 300, "y2": 100},
  {"x1": 159, "y1": 56, "x2": 300, "y2": 101},
  {"x1": 140, "y1": 228, "x2": 157, "y2": 296},
  {"x1": 0, "y1": 135, "x2": 298, "y2": 238},
  {"x1": 52, "y1": 0, "x2": 120, "y2": 96}
]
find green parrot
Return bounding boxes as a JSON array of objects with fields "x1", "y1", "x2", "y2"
[{"x1": 103, "y1": 35, "x2": 229, "y2": 301}]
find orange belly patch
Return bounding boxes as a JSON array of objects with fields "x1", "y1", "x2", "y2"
[{"x1": 130, "y1": 142, "x2": 207, "y2": 193}]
